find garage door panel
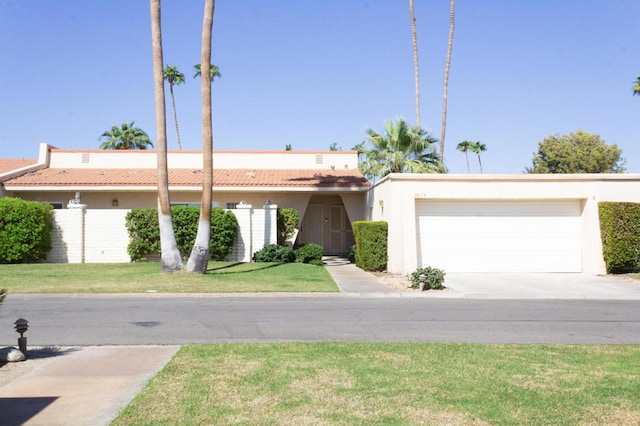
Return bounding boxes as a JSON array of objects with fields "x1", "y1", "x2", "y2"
[
  {"x1": 416, "y1": 201, "x2": 582, "y2": 273},
  {"x1": 421, "y1": 201, "x2": 579, "y2": 217}
]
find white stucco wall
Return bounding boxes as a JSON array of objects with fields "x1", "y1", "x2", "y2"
[
  {"x1": 48, "y1": 205, "x2": 277, "y2": 264},
  {"x1": 46, "y1": 147, "x2": 359, "y2": 171},
  {"x1": 226, "y1": 204, "x2": 278, "y2": 261},
  {"x1": 367, "y1": 174, "x2": 640, "y2": 276},
  {"x1": 84, "y1": 209, "x2": 131, "y2": 262}
]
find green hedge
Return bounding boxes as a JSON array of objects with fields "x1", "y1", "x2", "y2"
[
  {"x1": 252, "y1": 243, "x2": 323, "y2": 265},
  {"x1": 252, "y1": 244, "x2": 296, "y2": 263},
  {"x1": 277, "y1": 207, "x2": 299, "y2": 245},
  {"x1": 352, "y1": 221, "x2": 388, "y2": 271},
  {"x1": 295, "y1": 243, "x2": 323, "y2": 264},
  {"x1": 0, "y1": 197, "x2": 53, "y2": 263},
  {"x1": 599, "y1": 202, "x2": 640, "y2": 273},
  {"x1": 126, "y1": 206, "x2": 238, "y2": 262}
]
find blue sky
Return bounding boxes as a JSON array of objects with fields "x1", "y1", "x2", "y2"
[{"x1": 1, "y1": 0, "x2": 638, "y2": 174}]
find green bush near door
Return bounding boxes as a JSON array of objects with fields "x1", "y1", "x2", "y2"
[{"x1": 352, "y1": 221, "x2": 388, "y2": 271}]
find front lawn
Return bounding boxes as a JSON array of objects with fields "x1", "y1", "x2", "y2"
[
  {"x1": 113, "y1": 343, "x2": 640, "y2": 425},
  {"x1": 0, "y1": 262, "x2": 338, "y2": 293}
]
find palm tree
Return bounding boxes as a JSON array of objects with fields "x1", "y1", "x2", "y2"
[
  {"x1": 194, "y1": 63, "x2": 221, "y2": 81},
  {"x1": 186, "y1": 0, "x2": 216, "y2": 274},
  {"x1": 99, "y1": 121, "x2": 153, "y2": 150},
  {"x1": 456, "y1": 140, "x2": 473, "y2": 173},
  {"x1": 409, "y1": 0, "x2": 420, "y2": 128},
  {"x1": 439, "y1": 0, "x2": 455, "y2": 162},
  {"x1": 470, "y1": 141, "x2": 487, "y2": 174},
  {"x1": 150, "y1": 0, "x2": 182, "y2": 273},
  {"x1": 163, "y1": 65, "x2": 186, "y2": 150},
  {"x1": 355, "y1": 118, "x2": 446, "y2": 180},
  {"x1": 633, "y1": 76, "x2": 640, "y2": 95}
]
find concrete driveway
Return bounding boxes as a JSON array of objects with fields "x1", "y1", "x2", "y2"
[{"x1": 442, "y1": 273, "x2": 640, "y2": 300}]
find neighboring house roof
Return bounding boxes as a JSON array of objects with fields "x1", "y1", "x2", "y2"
[
  {"x1": 0, "y1": 159, "x2": 37, "y2": 174},
  {"x1": 1, "y1": 144, "x2": 369, "y2": 191},
  {"x1": 3, "y1": 168, "x2": 370, "y2": 189}
]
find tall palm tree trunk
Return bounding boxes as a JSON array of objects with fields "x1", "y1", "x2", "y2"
[
  {"x1": 150, "y1": 0, "x2": 182, "y2": 273},
  {"x1": 409, "y1": 0, "x2": 420, "y2": 128},
  {"x1": 169, "y1": 84, "x2": 182, "y2": 150},
  {"x1": 465, "y1": 151, "x2": 470, "y2": 174},
  {"x1": 186, "y1": 0, "x2": 215, "y2": 273},
  {"x1": 439, "y1": 0, "x2": 455, "y2": 162},
  {"x1": 477, "y1": 155, "x2": 483, "y2": 174}
]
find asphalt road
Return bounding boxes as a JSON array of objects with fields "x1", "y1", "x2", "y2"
[{"x1": 1, "y1": 295, "x2": 639, "y2": 345}]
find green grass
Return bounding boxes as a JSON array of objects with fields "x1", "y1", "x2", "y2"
[
  {"x1": 0, "y1": 262, "x2": 338, "y2": 293},
  {"x1": 113, "y1": 343, "x2": 640, "y2": 425}
]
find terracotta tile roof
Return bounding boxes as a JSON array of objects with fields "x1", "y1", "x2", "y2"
[
  {"x1": 4, "y1": 168, "x2": 370, "y2": 188},
  {"x1": 0, "y1": 159, "x2": 37, "y2": 174}
]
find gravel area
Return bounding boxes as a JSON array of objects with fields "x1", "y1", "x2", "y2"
[
  {"x1": 372, "y1": 272, "x2": 453, "y2": 293},
  {"x1": 0, "y1": 347, "x2": 75, "y2": 388}
]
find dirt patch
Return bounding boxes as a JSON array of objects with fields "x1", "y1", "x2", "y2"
[
  {"x1": 371, "y1": 272, "x2": 453, "y2": 293},
  {"x1": 608, "y1": 273, "x2": 640, "y2": 285},
  {"x1": 0, "y1": 346, "x2": 76, "y2": 388}
]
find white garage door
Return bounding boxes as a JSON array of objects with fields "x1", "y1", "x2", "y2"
[{"x1": 416, "y1": 200, "x2": 582, "y2": 272}]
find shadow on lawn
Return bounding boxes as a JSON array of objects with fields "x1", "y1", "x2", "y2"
[{"x1": 206, "y1": 262, "x2": 284, "y2": 275}]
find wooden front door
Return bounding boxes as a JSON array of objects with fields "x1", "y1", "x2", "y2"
[
  {"x1": 328, "y1": 204, "x2": 353, "y2": 255},
  {"x1": 299, "y1": 203, "x2": 324, "y2": 247}
]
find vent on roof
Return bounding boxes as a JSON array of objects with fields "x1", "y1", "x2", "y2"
[
  {"x1": 315, "y1": 154, "x2": 323, "y2": 164},
  {"x1": 81, "y1": 153, "x2": 90, "y2": 163}
]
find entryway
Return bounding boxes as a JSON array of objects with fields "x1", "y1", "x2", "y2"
[{"x1": 298, "y1": 196, "x2": 355, "y2": 255}]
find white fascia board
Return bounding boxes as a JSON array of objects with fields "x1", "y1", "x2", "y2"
[
  {"x1": 210, "y1": 186, "x2": 369, "y2": 192},
  {"x1": 384, "y1": 173, "x2": 640, "y2": 183},
  {"x1": 5, "y1": 185, "x2": 369, "y2": 193}
]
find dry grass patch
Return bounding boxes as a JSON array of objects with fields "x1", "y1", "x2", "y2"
[
  {"x1": 578, "y1": 404, "x2": 640, "y2": 426},
  {"x1": 114, "y1": 343, "x2": 640, "y2": 425}
]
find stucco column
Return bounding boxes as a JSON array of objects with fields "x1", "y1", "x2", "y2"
[
  {"x1": 401, "y1": 194, "x2": 419, "y2": 275},
  {"x1": 582, "y1": 197, "x2": 607, "y2": 275},
  {"x1": 65, "y1": 202, "x2": 87, "y2": 264},
  {"x1": 233, "y1": 204, "x2": 253, "y2": 262},
  {"x1": 263, "y1": 203, "x2": 278, "y2": 246}
]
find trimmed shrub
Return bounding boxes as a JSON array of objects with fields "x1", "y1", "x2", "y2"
[
  {"x1": 295, "y1": 243, "x2": 323, "y2": 264},
  {"x1": 410, "y1": 266, "x2": 446, "y2": 290},
  {"x1": 599, "y1": 202, "x2": 640, "y2": 273},
  {"x1": 253, "y1": 244, "x2": 296, "y2": 263},
  {"x1": 0, "y1": 197, "x2": 53, "y2": 263},
  {"x1": 125, "y1": 208, "x2": 160, "y2": 261},
  {"x1": 171, "y1": 205, "x2": 201, "y2": 256},
  {"x1": 209, "y1": 208, "x2": 239, "y2": 260},
  {"x1": 277, "y1": 208, "x2": 300, "y2": 245},
  {"x1": 348, "y1": 245, "x2": 357, "y2": 264},
  {"x1": 126, "y1": 206, "x2": 237, "y2": 261},
  {"x1": 352, "y1": 221, "x2": 388, "y2": 271}
]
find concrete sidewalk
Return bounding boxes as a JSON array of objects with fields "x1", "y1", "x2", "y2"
[
  {"x1": 0, "y1": 345, "x2": 179, "y2": 425},
  {"x1": 443, "y1": 272, "x2": 640, "y2": 300},
  {"x1": 323, "y1": 256, "x2": 640, "y2": 300},
  {"x1": 323, "y1": 256, "x2": 403, "y2": 297}
]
